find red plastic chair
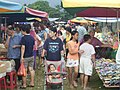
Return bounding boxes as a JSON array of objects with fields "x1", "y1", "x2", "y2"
[
  {"x1": 6, "y1": 71, "x2": 17, "y2": 90},
  {"x1": 0, "y1": 76, "x2": 6, "y2": 90}
]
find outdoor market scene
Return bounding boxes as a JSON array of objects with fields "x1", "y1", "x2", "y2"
[{"x1": 0, "y1": 0, "x2": 120, "y2": 90}]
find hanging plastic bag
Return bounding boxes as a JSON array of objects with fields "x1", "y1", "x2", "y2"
[{"x1": 17, "y1": 62, "x2": 26, "y2": 76}]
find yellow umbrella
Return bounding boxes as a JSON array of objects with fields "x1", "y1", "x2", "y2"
[
  {"x1": 70, "y1": 17, "x2": 96, "y2": 24},
  {"x1": 62, "y1": 0, "x2": 120, "y2": 8},
  {"x1": 71, "y1": 17, "x2": 88, "y2": 23},
  {"x1": 62, "y1": 0, "x2": 120, "y2": 17}
]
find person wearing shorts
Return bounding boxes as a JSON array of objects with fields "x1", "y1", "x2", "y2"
[
  {"x1": 79, "y1": 34, "x2": 95, "y2": 90},
  {"x1": 24, "y1": 57, "x2": 34, "y2": 68},
  {"x1": 66, "y1": 59, "x2": 79, "y2": 67},
  {"x1": 66, "y1": 30, "x2": 80, "y2": 88},
  {"x1": 20, "y1": 24, "x2": 35, "y2": 89},
  {"x1": 37, "y1": 43, "x2": 44, "y2": 67}
]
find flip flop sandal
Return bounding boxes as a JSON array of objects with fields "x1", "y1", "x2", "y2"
[
  {"x1": 20, "y1": 86, "x2": 27, "y2": 89},
  {"x1": 28, "y1": 85, "x2": 34, "y2": 87}
]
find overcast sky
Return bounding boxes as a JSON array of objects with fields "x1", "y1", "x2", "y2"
[{"x1": 8, "y1": 0, "x2": 61, "y2": 7}]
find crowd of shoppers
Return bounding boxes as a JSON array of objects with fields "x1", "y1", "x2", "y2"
[{"x1": 1, "y1": 22, "x2": 114, "y2": 90}]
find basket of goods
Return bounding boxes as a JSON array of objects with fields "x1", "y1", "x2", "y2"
[
  {"x1": 0, "y1": 62, "x2": 7, "y2": 78},
  {"x1": 0, "y1": 60, "x2": 15, "y2": 72},
  {"x1": 0, "y1": 44, "x2": 7, "y2": 58}
]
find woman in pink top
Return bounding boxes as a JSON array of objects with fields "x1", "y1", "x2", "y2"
[
  {"x1": 30, "y1": 28, "x2": 41, "y2": 70},
  {"x1": 66, "y1": 30, "x2": 80, "y2": 88}
]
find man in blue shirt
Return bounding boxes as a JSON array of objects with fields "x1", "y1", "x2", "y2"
[
  {"x1": 5, "y1": 25, "x2": 22, "y2": 81},
  {"x1": 42, "y1": 26, "x2": 64, "y2": 61}
]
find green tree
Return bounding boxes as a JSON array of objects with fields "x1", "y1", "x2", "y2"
[{"x1": 28, "y1": 0, "x2": 73, "y2": 21}]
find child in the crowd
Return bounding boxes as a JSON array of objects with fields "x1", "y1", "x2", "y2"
[
  {"x1": 79, "y1": 34, "x2": 95, "y2": 90},
  {"x1": 48, "y1": 64, "x2": 60, "y2": 82},
  {"x1": 66, "y1": 30, "x2": 80, "y2": 88}
]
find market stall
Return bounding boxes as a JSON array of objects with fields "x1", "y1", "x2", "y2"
[
  {"x1": 0, "y1": 44, "x2": 7, "y2": 58},
  {"x1": 0, "y1": 44, "x2": 15, "y2": 71},
  {"x1": 62, "y1": 0, "x2": 120, "y2": 88},
  {"x1": 95, "y1": 58, "x2": 120, "y2": 87},
  {"x1": 0, "y1": 43, "x2": 16, "y2": 89}
]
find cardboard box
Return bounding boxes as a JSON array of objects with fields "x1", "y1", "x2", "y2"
[{"x1": 0, "y1": 64, "x2": 7, "y2": 73}]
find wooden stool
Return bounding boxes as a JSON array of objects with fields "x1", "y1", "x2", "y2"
[
  {"x1": 6, "y1": 71, "x2": 17, "y2": 90},
  {"x1": 0, "y1": 76, "x2": 6, "y2": 90}
]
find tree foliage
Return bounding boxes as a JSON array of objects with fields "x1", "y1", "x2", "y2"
[{"x1": 28, "y1": 0, "x2": 73, "y2": 21}]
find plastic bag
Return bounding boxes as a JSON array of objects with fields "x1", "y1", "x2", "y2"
[{"x1": 17, "y1": 62, "x2": 26, "y2": 76}]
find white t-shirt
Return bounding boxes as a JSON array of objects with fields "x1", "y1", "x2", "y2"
[{"x1": 80, "y1": 43, "x2": 95, "y2": 59}]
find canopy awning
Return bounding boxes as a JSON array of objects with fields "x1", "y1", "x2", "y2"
[
  {"x1": 62, "y1": 0, "x2": 120, "y2": 8},
  {"x1": 25, "y1": 7, "x2": 48, "y2": 18},
  {"x1": 70, "y1": 17, "x2": 96, "y2": 24},
  {"x1": 85, "y1": 17, "x2": 120, "y2": 22},
  {"x1": 62, "y1": 0, "x2": 120, "y2": 17},
  {"x1": 0, "y1": 5, "x2": 48, "y2": 23},
  {"x1": 0, "y1": 0, "x2": 48, "y2": 23},
  {"x1": 26, "y1": 18, "x2": 42, "y2": 22},
  {"x1": 0, "y1": 0, "x2": 23, "y2": 13},
  {"x1": 48, "y1": 18, "x2": 59, "y2": 22},
  {"x1": 70, "y1": 17, "x2": 89, "y2": 23}
]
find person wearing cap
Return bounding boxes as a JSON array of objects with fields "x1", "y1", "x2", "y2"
[
  {"x1": 41, "y1": 26, "x2": 64, "y2": 61},
  {"x1": 5, "y1": 25, "x2": 22, "y2": 82}
]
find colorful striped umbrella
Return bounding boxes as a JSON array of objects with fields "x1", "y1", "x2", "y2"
[
  {"x1": 0, "y1": 0, "x2": 23, "y2": 13},
  {"x1": 0, "y1": 0, "x2": 48, "y2": 20},
  {"x1": 70, "y1": 17, "x2": 96, "y2": 24}
]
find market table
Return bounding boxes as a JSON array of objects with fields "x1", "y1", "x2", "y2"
[
  {"x1": 95, "y1": 58, "x2": 120, "y2": 88},
  {"x1": 0, "y1": 44, "x2": 7, "y2": 59}
]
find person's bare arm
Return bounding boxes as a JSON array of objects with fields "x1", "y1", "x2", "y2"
[
  {"x1": 21, "y1": 45, "x2": 25, "y2": 62},
  {"x1": 12, "y1": 45, "x2": 21, "y2": 48},
  {"x1": 4, "y1": 36, "x2": 10, "y2": 49},
  {"x1": 44, "y1": 32, "x2": 47, "y2": 40},
  {"x1": 91, "y1": 54, "x2": 96, "y2": 67},
  {"x1": 101, "y1": 44, "x2": 113, "y2": 48},
  {"x1": 41, "y1": 49, "x2": 46, "y2": 58}
]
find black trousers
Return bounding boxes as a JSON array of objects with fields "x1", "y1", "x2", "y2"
[{"x1": 11, "y1": 58, "x2": 22, "y2": 81}]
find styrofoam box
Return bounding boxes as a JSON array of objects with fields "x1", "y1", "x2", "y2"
[{"x1": 0, "y1": 72, "x2": 6, "y2": 78}]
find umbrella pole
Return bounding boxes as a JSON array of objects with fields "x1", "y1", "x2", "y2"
[
  {"x1": 4, "y1": 17, "x2": 7, "y2": 41},
  {"x1": 117, "y1": 9, "x2": 119, "y2": 43}
]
